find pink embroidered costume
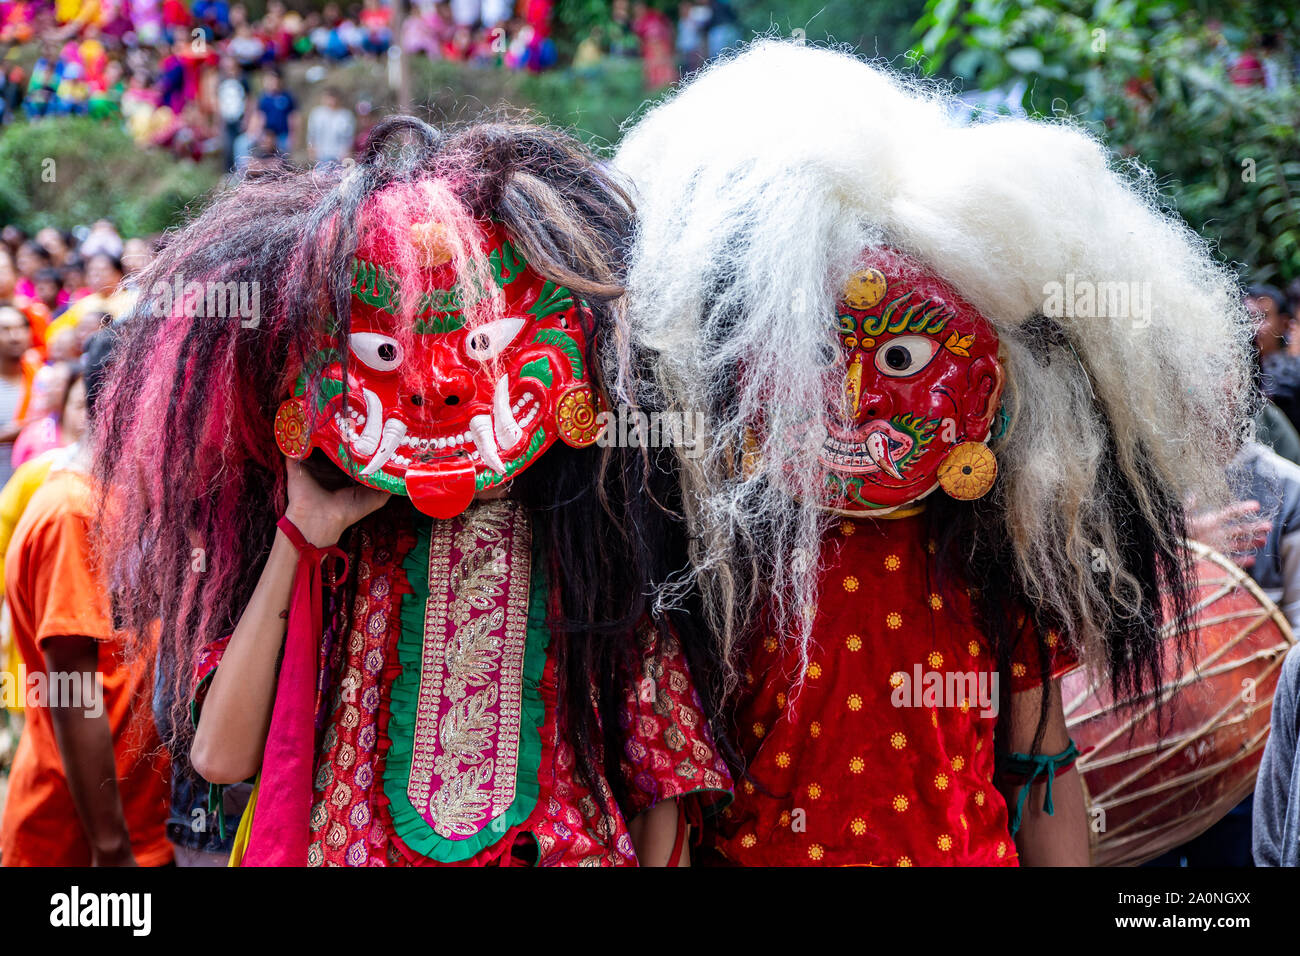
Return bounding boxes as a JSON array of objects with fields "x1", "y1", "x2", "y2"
[{"x1": 192, "y1": 502, "x2": 725, "y2": 865}]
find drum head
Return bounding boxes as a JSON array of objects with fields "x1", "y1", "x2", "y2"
[{"x1": 1063, "y1": 541, "x2": 1295, "y2": 867}]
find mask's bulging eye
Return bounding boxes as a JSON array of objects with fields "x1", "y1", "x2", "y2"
[
  {"x1": 465, "y1": 317, "x2": 526, "y2": 362},
  {"x1": 350, "y1": 332, "x2": 403, "y2": 372},
  {"x1": 875, "y1": 335, "x2": 940, "y2": 378}
]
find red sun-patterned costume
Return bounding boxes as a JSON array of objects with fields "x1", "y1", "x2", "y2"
[{"x1": 704, "y1": 513, "x2": 1077, "y2": 866}]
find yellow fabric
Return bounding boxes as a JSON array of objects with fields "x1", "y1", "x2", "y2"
[
  {"x1": 0, "y1": 451, "x2": 58, "y2": 716},
  {"x1": 43, "y1": 312, "x2": 81, "y2": 349},
  {"x1": 228, "y1": 778, "x2": 259, "y2": 867},
  {"x1": 0, "y1": 452, "x2": 58, "y2": 597},
  {"x1": 69, "y1": 0, "x2": 100, "y2": 26},
  {"x1": 1, "y1": 603, "x2": 20, "y2": 717},
  {"x1": 54, "y1": 0, "x2": 81, "y2": 23},
  {"x1": 45, "y1": 288, "x2": 136, "y2": 346}
]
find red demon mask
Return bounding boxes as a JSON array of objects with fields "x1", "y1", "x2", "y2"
[
  {"x1": 274, "y1": 217, "x2": 603, "y2": 519},
  {"x1": 816, "y1": 247, "x2": 1004, "y2": 514}
]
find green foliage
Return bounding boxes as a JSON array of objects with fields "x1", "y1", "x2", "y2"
[
  {"x1": 734, "y1": 0, "x2": 925, "y2": 56},
  {"x1": 0, "y1": 117, "x2": 220, "y2": 236},
  {"x1": 333, "y1": 55, "x2": 653, "y2": 150},
  {"x1": 911, "y1": 0, "x2": 1300, "y2": 284},
  {"x1": 520, "y1": 58, "x2": 653, "y2": 148}
]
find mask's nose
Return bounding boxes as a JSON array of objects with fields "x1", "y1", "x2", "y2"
[
  {"x1": 841, "y1": 353, "x2": 895, "y2": 424},
  {"x1": 403, "y1": 346, "x2": 476, "y2": 423}
]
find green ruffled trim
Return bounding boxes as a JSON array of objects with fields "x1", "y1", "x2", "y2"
[
  {"x1": 383, "y1": 512, "x2": 550, "y2": 862},
  {"x1": 208, "y1": 782, "x2": 227, "y2": 842},
  {"x1": 188, "y1": 671, "x2": 229, "y2": 840},
  {"x1": 188, "y1": 674, "x2": 211, "y2": 730}
]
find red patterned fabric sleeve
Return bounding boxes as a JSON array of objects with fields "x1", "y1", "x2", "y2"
[
  {"x1": 189, "y1": 633, "x2": 233, "y2": 726},
  {"x1": 618, "y1": 622, "x2": 734, "y2": 820},
  {"x1": 1007, "y1": 614, "x2": 1080, "y2": 693}
]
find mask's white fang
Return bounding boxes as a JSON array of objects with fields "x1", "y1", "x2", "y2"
[
  {"x1": 493, "y1": 375, "x2": 523, "y2": 448},
  {"x1": 352, "y1": 387, "x2": 384, "y2": 456},
  {"x1": 470, "y1": 414, "x2": 507, "y2": 475},
  {"x1": 361, "y1": 417, "x2": 406, "y2": 476},
  {"x1": 865, "y1": 430, "x2": 903, "y2": 479}
]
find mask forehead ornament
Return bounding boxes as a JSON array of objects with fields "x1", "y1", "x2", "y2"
[
  {"x1": 815, "y1": 247, "x2": 1005, "y2": 515},
  {"x1": 275, "y1": 217, "x2": 602, "y2": 519}
]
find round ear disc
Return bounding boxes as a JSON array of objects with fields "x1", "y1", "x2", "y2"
[
  {"x1": 937, "y1": 441, "x2": 997, "y2": 501},
  {"x1": 556, "y1": 383, "x2": 606, "y2": 448},
  {"x1": 275, "y1": 399, "x2": 313, "y2": 460}
]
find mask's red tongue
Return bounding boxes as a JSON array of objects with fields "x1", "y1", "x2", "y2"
[{"x1": 406, "y1": 461, "x2": 477, "y2": 519}]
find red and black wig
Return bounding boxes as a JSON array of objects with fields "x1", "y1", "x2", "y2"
[{"x1": 91, "y1": 116, "x2": 736, "y2": 814}]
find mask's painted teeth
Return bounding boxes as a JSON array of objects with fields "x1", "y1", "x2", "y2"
[
  {"x1": 865, "y1": 430, "x2": 903, "y2": 479},
  {"x1": 469, "y1": 414, "x2": 507, "y2": 475},
  {"x1": 352, "y1": 387, "x2": 384, "y2": 457},
  {"x1": 361, "y1": 417, "x2": 407, "y2": 476},
  {"x1": 493, "y1": 374, "x2": 523, "y2": 449}
]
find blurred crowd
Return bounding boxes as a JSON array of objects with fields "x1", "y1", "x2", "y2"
[
  {"x1": 0, "y1": 0, "x2": 741, "y2": 170},
  {"x1": 1250, "y1": 281, "x2": 1300, "y2": 439},
  {"x1": 0, "y1": 219, "x2": 146, "y2": 489},
  {"x1": 573, "y1": 1, "x2": 741, "y2": 85},
  {"x1": 0, "y1": 217, "x2": 146, "y2": 831}
]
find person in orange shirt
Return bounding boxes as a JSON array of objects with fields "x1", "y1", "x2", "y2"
[
  {"x1": 0, "y1": 363, "x2": 88, "y2": 719},
  {"x1": 0, "y1": 329, "x2": 171, "y2": 866}
]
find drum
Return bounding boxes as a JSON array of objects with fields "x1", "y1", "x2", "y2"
[{"x1": 1063, "y1": 540, "x2": 1295, "y2": 867}]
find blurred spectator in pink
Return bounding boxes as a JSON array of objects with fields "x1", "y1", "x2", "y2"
[
  {"x1": 14, "y1": 242, "x2": 51, "y2": 303},
  {"x1": 261, "y1": 2, "x2": 295, "y2": 61},
  {"x1": 1230, "y1": 35, "x2": 1279, "y2": 87},
  {"x1": 402, "y1": 0, "x2": 439, "y2": 57},
  {"x1": 633, "y1": 2, "x2": 675, "y2": 89},
  {"x1": 12, "y1": 350, "x2": 76, "y2": 468},
  {"x1": 131, "y1": 0, "x2": 164, "y2": 47},
  {"x1": 158, "y1": 36, "x2": 214, "y2": 113}
]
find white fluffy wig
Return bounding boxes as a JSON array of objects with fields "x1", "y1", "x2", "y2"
[{"x1": 611, "y1": 39, "x2": 1253, "y2": 696}]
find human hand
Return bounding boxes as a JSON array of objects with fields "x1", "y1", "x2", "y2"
[
  {"x1": 284, "y1": 457, "x2": 390, "y2": 547},
  {"x1": 1187, "y1": 500, "x2": 1271, "y2": 569}
]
